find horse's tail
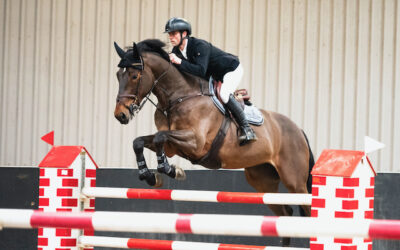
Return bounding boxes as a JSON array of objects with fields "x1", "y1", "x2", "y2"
[
  {"x1": 302, "y1": 130, "x2": 314, "y2": 194},
  {"x1": 299, "y1": 130, "x2": 315, "y2": 217}
]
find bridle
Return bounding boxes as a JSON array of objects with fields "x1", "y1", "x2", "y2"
[{"x1": 117, "y1": 56, "x2": 171, "y2": 116}]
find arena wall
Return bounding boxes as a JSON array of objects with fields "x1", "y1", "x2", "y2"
[{"x1": 0, "y1": 0, "x2": 399, "y2": 172}]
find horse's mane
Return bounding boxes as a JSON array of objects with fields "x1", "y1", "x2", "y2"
[
  {"x1": 127, "y1": 39, "x2": 170, "y2": 62},
  {"x1": 127, "y1": 39, "x2": 207, "y2": 86}
]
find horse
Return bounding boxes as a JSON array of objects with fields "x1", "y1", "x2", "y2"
[{"x1": 113, "y1": 39, "x2": 314, "y2": 246}]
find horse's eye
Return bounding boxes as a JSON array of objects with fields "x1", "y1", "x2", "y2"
[{"x1": 132, "y1": 75, "x2": 138, "y2": 80}]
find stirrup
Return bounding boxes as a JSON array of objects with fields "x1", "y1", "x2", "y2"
[{"x1": 238, "y1": 126, "x2": 257, "y2": 146}]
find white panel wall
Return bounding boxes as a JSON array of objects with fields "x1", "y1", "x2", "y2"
[{"x1": 1, "y1": 0, "x2": 399, "y2": 173}]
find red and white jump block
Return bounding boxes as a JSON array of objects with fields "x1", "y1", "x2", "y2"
[
  {"x1": 309, "y1": 136, "x2": 385, "y2": 250},
  {"x1": 310, "y1": 149, "x2": 376, "y2": 250},
  {"x1": 38, "y1": 145, "x2": 97, "y2": 250}
]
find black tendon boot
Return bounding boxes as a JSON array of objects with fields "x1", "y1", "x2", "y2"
[{"x1": 225, "y1": 94, "x2": 257, "y2": 146}]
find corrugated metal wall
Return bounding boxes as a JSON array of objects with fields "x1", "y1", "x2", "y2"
[{"x1": 1, "y1": 0, "x2": 399, "y2": 172}]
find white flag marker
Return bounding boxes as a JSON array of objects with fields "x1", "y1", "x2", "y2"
[{"x1": 364, "y1": 136, "x2": 385, "y2": 154}]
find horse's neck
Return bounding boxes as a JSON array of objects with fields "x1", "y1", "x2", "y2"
[{"x1": 147, "y1": 56, "x2": 201, "y2": 109}]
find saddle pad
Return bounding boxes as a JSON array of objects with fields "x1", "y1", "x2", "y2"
[{"x1": 208, "y1": 79, "x2": 264, "y2": 126}]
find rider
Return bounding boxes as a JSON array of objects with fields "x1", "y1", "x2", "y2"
[{"x1": 165, "y1": 17, "x2": 257, "y2": 146}]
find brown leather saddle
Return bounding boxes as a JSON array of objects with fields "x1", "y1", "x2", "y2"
[{"x1": 213, "y1": 80, "x2": 251, "y2": 108}]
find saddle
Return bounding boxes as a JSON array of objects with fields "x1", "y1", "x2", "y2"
[
  {"x1": 213, "y1": 80, "x2": 251, "y2": 108},
  {"x1": 205, "y1": 79, "x2": 263, "y2": 126}
]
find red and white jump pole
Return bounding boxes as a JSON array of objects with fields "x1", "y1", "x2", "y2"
[
  {"x1": 78, "y1": 236, "x2": 308, "y2": 250},
  {"x1": 1, "y1": 209, "x2": 400, "y2": 240},
  {"x1": 82, "y1": 187, "x2": 312, "y2": 205}
]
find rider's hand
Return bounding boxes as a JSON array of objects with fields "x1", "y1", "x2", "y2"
[{"x1": 169, "y1": 53, "x2": 182, "y2": 65}]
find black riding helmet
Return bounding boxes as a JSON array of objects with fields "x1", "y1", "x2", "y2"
[{"x1": 164, "y1": 17, "x2": 192, "y2": 36}]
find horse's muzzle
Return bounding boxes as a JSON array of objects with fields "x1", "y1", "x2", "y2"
[
  {"x1": 114, "y1": 103, "x2": 140, "y2": 124},
  {"x1": 115, "y1": 111, "x2": 130, "y2": 124}
]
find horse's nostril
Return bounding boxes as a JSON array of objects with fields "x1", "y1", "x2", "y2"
[{"x1": 120, "y1": 112, "x2": 127, "y2": 121}]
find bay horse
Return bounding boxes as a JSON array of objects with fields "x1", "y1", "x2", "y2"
[{"x1": 113, "y1": 39, "x2": 314, "y2": 246}]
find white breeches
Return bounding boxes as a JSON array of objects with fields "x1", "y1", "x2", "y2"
[{"x1": 220, "y1": 63, "x2": 244, "y2": 104}]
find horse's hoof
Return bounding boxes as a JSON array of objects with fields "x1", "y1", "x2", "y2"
[
  {"x1": 154, "y1": 173, "x2": 163, "y2": 188},
  {"x1": 174, "y1": 165, "x2": 186, "y2": 180}
]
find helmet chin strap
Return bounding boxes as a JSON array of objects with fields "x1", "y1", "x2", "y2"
[{"x1": 178, "y1": 31, "x2": 188, "y2": 48}]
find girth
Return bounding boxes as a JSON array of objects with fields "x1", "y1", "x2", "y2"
[{"x1": 191, "y1": 115, "x2": 231, "y2": 169}]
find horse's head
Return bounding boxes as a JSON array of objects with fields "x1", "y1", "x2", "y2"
[{"x1": 113, "y1": 42, "x2": 153, "y2": 124}]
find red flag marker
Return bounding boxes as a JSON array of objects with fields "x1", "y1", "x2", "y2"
[{"x1": 41, "y1": 131, "x2": 54, "y2": 146}]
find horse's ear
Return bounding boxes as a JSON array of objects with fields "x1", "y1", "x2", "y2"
[
  {"x1": 114, "y1": 42, "x2": 126, "y2": 58},
  {"x1": 132, "y1": 42, "x2": 140, "y2": 59}
]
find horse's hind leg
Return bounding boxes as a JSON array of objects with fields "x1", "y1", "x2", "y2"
[
  {"x1": 275, "y1": 155, "x2": 311, "y2": 217},
  {"x1": 244, "y1": 164, "x2": 293, "y2": 247}
]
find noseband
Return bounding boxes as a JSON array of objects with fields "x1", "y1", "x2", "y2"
[{"x1": 117, "y1": 56, "x2": 171, "y2": 116}]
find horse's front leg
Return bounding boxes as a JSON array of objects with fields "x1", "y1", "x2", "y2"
[
  {"x1": 153, "y1": 130, "x2": 198, "y2": 181},
  {"x1": 132, "y1": 135, "x2": 163, "y2": 187}
]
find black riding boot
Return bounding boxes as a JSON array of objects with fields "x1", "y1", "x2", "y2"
[{"x1": 225, "y1": 94, "x2": 257, "y2": 146}]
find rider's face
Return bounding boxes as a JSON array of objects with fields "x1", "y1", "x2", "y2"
[{"x1": 168, "y1": 31, "x2": 181, "y2": 47}]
